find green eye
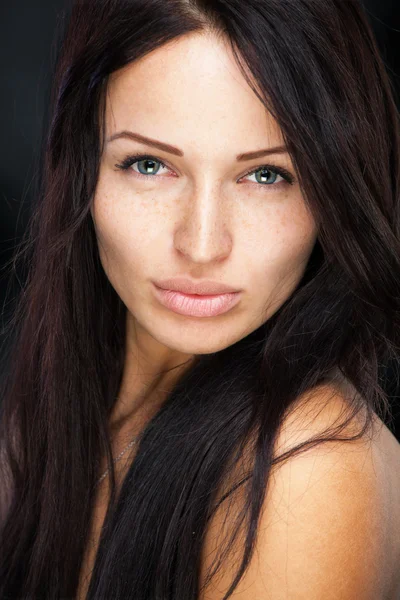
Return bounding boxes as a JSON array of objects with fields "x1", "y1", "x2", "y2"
[
  {"x1": 116, "y1": 154, "x2": 168, "y2": 178},
  {"x1": 244, "y1": 165, "x2": 294, "y2": 186},
  {"x1": 115, "y1": 153, "x2": 296, "y2": 188}
]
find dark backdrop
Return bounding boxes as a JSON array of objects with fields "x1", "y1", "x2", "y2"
[{"x1": 1, "y1": 1, "x2": 399, "y2": 439}]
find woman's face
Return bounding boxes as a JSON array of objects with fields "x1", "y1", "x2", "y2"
[{"x1": 92, "y1": 32, "x2": 318, "y2": 360}]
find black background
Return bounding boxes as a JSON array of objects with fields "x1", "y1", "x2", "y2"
[{"x1": 1, "y1": 1, "x2": 399, "y2": 439}]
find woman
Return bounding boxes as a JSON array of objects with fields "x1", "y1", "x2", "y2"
[{"x1": 1, "y1": 0, "x2": 400, "y2": 598}]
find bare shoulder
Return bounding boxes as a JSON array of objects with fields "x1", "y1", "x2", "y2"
[{"x1": 200, "y1": 379, "x2": 400, "y2": 600}]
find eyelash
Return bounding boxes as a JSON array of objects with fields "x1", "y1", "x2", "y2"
[{"x1": 114, "y1": 153, "x2": 295, "y2": 188}]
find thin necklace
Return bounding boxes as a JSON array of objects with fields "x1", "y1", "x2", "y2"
[{"x1": 96, "y1": 435, "x2": 138, "y2": 487}]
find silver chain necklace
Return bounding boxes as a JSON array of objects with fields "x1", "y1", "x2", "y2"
[{"x1": 96, "y1": 435, "x2": 138, "y2": 486}]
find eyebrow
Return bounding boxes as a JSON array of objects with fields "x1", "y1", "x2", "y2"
[{"x1": 106, "y1": 130, "x2": 288, "y2": 161}]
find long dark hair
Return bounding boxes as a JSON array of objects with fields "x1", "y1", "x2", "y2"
[{"x1": 1, "y1": 0, "x2": 399, "y2": 598}]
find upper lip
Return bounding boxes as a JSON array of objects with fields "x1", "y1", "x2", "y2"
[{"x1": 155, "y1": 277, "x2": 240, "y2": 295}]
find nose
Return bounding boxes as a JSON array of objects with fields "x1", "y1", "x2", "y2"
[{"x1": 173, "y1": 181, "x2": 233, "y2": 265}]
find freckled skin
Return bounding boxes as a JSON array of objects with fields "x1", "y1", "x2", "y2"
[{"x1": 90, "y1": 31, "x2": 318, "y2": 427}]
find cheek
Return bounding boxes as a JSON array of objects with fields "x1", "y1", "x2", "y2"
[
  {"x1": 252, "y1": 200, "x2": 317, "y2": 266},
  {"x1": 248, "y1": 201, "x2": 317, "y2": 301},
  {"x1": 91, "y1": 192, "x2": 167, "y2": 307},
  {"x1": 91, "y1": 188, "x2": 141, "y2": 278},
  {"x1": 92, "y1": 171, "x2": 167, "y2": 246}
]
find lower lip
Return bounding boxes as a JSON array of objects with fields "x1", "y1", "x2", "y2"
[{"x1": 153, "y1": 285, "x2": 241, "y2": 317}]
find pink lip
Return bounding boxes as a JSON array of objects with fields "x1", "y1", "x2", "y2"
[
  {"x1": 154, "y1": 277, "x2": 240, "y2": 296},
  {"x1": 153, "y1": 284, "x2": 242, "y2": 318}
]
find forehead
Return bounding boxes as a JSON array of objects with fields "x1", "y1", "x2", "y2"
[{"x1": 104, "y1": 32, "x2": 284, "y2": 150}]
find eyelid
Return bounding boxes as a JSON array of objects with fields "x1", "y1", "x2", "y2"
[
  {"x1": 114, "y1": 153, "x2": 296, "y2": 185},
  {"x1": 115, "y1": 153, "x2": 173, "y2": 175},
  {"x1": 242, "y1": 163, "x2": 294, "y2": 184}
]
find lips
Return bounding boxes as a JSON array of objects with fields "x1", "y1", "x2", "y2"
[
  {"x1": 153, "y1": 285, "x2": 242, "y2": 318},
  {"x1": 154, "y1": 277, "x2": 239, "y2": 296}
]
